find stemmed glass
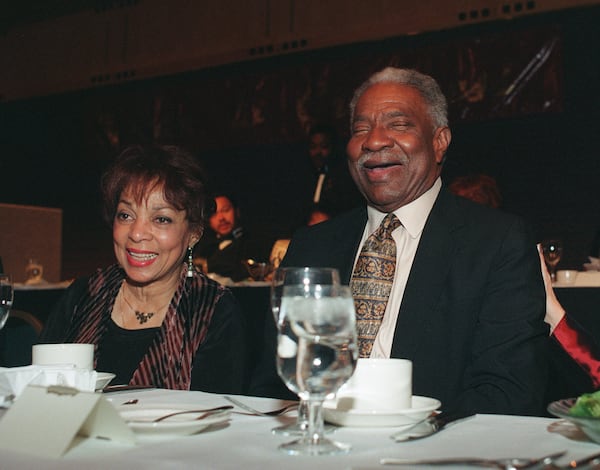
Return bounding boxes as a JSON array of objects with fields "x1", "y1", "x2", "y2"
[
  {"x1": 0, "y1": 274, "x2": 14, "y2": 330},
  {"x1": 276, "y1": 283, "x2": 358, "y2": 455},
  {"x1": 541, "y1": 239, "x2": 563, "y2": 282},
  {"x1": 270, "y1": 267, "x2": 340, "y2": 435}
]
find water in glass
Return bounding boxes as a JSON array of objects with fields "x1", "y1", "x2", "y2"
[
  {"x1": 270, "y1": 267, "x2": 340, "y2": 436},
  {"x1": 276, "y1": 284, "x2": 357, "y2": 455}
]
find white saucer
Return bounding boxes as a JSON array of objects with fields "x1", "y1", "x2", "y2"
[
  {"x1": 95, "y1": 372, "x2": 116, "y2": 391},
  {"x1": 118, "y1": 405, "x2": 231, "y2": 435},
  {"x1": 323, "y1": 395, "x2": 441, "y2": 427}
]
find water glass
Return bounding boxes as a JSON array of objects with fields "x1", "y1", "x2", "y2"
[
  {"x1": 276, "y1": 283, "x2": 357, "y2": 455},
  {"x1": 270, "y1": 267, "x2": 340, "y2": 436},
  {"x1": 0, "y1": 274, "x2": 14, "y2": 330},
  {"x1": 541, "y1": 239, "x2": 563, "y2": 282}
]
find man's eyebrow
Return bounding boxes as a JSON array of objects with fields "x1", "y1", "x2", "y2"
[
  {"x1": 383, "y1": 110, "x2": 409, "y2": 119},
  {"x1": 352, "y1": 110, "x2": 410, "y2": 124}
]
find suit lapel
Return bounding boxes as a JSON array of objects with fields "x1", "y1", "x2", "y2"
[
  {"x1": 335, "y1": 207, "x2": 367, "y2": 284},
  {"x1": 390, "y1": 190, "x2": 465, "y2": 358}
]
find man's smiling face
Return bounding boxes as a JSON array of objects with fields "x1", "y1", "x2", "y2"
[{"x1": 346, "y1": 82, "x2": 451, "y2": 212}]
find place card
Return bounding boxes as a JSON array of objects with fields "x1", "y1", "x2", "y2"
[{"x1": 0, "y1": 384, "x2": 135, "y2": 458}]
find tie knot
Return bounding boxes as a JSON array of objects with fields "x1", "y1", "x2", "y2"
[{"x1": 380, "y1": 213, "x2": 401, "y2": 235}]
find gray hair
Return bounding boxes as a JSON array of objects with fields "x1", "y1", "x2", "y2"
[{"x1": 349, "y1": 67, "x2": 448, "y2": 129}]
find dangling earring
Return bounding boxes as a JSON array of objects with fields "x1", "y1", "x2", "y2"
[{"x1": 186, "y1": 246, "x2": 195, "y2": 278}]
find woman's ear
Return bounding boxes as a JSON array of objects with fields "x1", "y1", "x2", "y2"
[{"x1": 189, "y1": 227, "x2": 203, "y2": 247}]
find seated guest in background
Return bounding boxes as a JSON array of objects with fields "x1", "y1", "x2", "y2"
[
  {"x1": 195, "y1": 193, "x2": 272, "y2": 282},
  {"x1": 448, "y1": 173, "x2": 502, "y2": 209},
  {"x1": 303, "y1": 123, "x2": 362, "y2": 217},
  {"x1": 538, "y1": 246, "x2": 600, "y2": 387},
  {"x1": 252, "y1": 67, "x2": 547, "y2": 416},
  {"x1": 39, "y1": 145, "x2": 246, "y2": 393}
]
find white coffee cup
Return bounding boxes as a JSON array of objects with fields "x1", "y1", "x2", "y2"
[
  {"x1": 335, "y1": 358, "x2": 412, "y2": 411},
  {"x1": 556, "y1": 270, "x2": 578, "y2": 284},
  {"x1": 32, "y1": 343, "x2": 94, "y2": 370}
]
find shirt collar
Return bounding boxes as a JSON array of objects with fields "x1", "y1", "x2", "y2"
[{"x1": 366, "y1": 177, "x2": 442, "y2": 238}]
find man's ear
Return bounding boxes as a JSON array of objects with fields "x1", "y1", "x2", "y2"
[{"x1": 433, "y1": 126, "x2": 452, "y2": 164}]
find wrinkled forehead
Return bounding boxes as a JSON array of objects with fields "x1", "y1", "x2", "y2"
[{"x1": 353, "y1": 82, "x2": 433, "y2": 126}]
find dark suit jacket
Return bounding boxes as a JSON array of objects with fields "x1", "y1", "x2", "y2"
[{"x1": 251, "y1": 188, "x2": 548, "y2": 415}]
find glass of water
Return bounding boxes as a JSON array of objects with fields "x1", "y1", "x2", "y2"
[
  {"x1": 0, "y1": 274, "x2": 14, "y2": 330},
  {"x1": 270, "y1": 267, "x2": 340, "y2": 436},
  {"x1": 276, "y1": 283, "x2": 357, "y2": 455}
]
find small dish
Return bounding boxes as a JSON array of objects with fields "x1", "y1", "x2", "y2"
[
  {"x1": 95, "y1": 372, "x2": 116, "y2": 391},
  {"x1": 323, "y1": 395, "x2": 440, "y2": 427},
  {"x1": 118, "y1": 404, "x2": 231, "y2": 435},
  {"x1": 548, "y1": 398, "x2": 600, "y2": 443},
  {"x1": 242, "y1": 259, "x2": 273, "y2": 281}
]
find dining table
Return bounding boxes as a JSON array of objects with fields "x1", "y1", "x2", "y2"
[{"x1": 0, "y1": 388, "x2": 599, "y2": 469}]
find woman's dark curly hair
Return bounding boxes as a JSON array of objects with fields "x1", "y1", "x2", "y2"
[{"x1": 101, "y1": 145, "x2": 211, "y2": 234}]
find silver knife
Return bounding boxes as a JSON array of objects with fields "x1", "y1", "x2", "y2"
[{"x1": 391, "y1": 411, "x2": 475, "y2": 442}]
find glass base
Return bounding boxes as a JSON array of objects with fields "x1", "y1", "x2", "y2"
[
  {"x1": 278, "y1": 436, "x2": 350, "y2": 456},
  {"x1": 271, "y1": 421, "x2": 336, "y2": 436}
]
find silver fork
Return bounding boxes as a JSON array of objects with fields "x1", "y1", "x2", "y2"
[
  {"x1": 224, "y1": 396, "x2": 299, "y2": 417},
  {"x1": 153, "y1": 405, "x2": 233, "y2": 423},
  {"x1": 380, "y1": 450, "x2": 566, "y2": 469}
]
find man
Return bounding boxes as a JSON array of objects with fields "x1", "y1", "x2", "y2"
[
  {"x1": 253, "y1": 68, "x2": 547, "y2": 416},
  {"x1": 303, "y1": 124, "x2": 362, "y2": 219},
  {"x1": 195, "y1": 194, "x2": 270, "y2": 282}
]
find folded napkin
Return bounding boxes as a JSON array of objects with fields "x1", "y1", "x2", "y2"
[{"x1": 0, "y1": 365, "x2": 98, "y2": 406}]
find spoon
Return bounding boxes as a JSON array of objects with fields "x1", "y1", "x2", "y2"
[{"x1": 391, "y1": 411, "x2": 475, "y2": 442}]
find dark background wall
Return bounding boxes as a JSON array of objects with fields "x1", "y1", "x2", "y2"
[{"x1": 1, "y1": 5, "x2": 599, "y2": 280}]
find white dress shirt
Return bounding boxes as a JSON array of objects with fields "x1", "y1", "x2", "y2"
[{"x1": 353, "y1": 178, "x2": 442, "y2": 358}]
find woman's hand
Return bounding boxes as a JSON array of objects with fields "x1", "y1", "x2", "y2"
[{"x1": 537, "y1": 243, "x2": 566, "y2": 333}]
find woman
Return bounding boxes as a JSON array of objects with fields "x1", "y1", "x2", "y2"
[
  {"x1": 539, "y1": 246, "x2": 600, "y2": 388},
  {"x1": 39, "y1": 145, "x2": 246, "y2": 393}
]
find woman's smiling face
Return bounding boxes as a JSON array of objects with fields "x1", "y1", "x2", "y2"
[{"x1": 112, "y1": 184, "x2": 198, "y2": 286}]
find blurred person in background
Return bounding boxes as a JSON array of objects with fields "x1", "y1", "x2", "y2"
[
  {"x1": 448, "y1": 173, "x2": 502, "y2": 209},
  {"x1": 195, "y1": 193, "x2": 272, "y2": 282},
  {"x1": 303, "y1": 124, "x2": 362, "y2": 219}
]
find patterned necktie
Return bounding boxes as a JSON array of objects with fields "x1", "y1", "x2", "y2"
[{"x1": 351, "y1": 213, "x2": 401, "y2": 358}]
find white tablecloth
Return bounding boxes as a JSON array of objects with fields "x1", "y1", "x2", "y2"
[{"x1": 1, "y1": 389, "x2": 599, "y2": 469}]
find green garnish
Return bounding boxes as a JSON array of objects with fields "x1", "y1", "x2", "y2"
[{"x1": 569, "y1": 390, "x2": 600, "y2": 418}]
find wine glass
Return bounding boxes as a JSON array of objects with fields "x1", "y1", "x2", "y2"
[
  {"x1": 276, "y1": 283, "x2": 358, "y2": 455},
  {"x1": 541, "y1": 239, "x2": 563, "y2": 282},
  {"x1": 24, "y1": 258, "x2": 44, "y2": 285},
  {"x1": 270, "y1": 267, "x2": 340, "y2": 436},
  {"x1": 0, "y1": 274, "x2": 14, "y2": 330}
]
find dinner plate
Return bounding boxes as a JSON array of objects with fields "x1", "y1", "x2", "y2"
[
  {"x1": 548, "y1": 398, "x2": 600, "y2": 443},
  {"x1": 323, "y1": 395, "x2": 441, "y2": 427},
  {"x1": 118, "y1": 405, "x2": 231, "y2": 435},
  {"x1": 95, "y1": 372, "x2": 116, "y2": 391}
]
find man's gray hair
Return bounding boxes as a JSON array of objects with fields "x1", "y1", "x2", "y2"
[{"x1": 349, "y1": 67, "x2": 448, "y2": 129}]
